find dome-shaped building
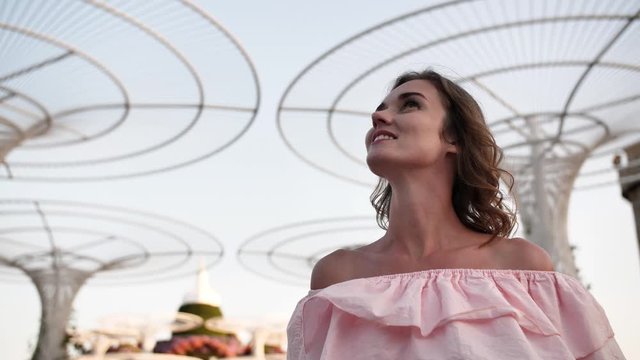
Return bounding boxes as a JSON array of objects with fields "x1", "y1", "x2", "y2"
[
  {"x1": 175, "y1": 261, "x2": 225, "y2": 336},
  {"x1": 154, "y1": 262, "x2": 250, "y2": 358}
]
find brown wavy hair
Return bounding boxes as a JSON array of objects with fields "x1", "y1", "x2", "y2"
[{"x1": 370, "y1": 70, "x2": 516, "y2": 246}]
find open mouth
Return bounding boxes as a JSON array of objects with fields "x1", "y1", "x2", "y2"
[{"x1": 372, "y1": 132, "x2": 397, "y2": 144}]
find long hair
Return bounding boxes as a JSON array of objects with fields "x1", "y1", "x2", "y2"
[{"x1": 370, "y1": 70, "x2": 516, "y2": 246}]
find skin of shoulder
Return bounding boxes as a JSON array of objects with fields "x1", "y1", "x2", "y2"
[
  {"x1": 499, "y1": 237, "x2": 555, "y2": 271},
  {"x1": 310, "y1": 249, "x2": 355, "y2": 290}
]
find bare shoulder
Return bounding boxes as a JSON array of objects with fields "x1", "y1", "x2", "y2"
[
  {"x1": 310, "y1": 248, "x2": 356, "y2": 290},
  {"x1": 495, "y1": 237, "x2": 555, "y2": 271}
]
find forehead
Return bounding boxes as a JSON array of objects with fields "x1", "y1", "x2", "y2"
[{"x1": 383, "y1": 79, "x2": 440, "y2": 103}]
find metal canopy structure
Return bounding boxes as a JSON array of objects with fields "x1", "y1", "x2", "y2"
[
  {"x1": 96, "y1": 312, "x2": 204, "y2": 353},
  {"x1": 0, "y1": 0, "x2": 260, "y2": 181},
  {"x1": 277, "y1": 0, "x2": 640, "y2": 275},
  {"x1": 69, "y1": 312, "x2": 203, "y2": 356},
  {"x1": 238, "y1": 217, "x2": 379, "y2": 286},
  {"x1": 0, "y1": 199, "x2": 223, "y2": 360}
]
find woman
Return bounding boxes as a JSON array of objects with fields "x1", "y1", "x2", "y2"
[{"x1": 287, "y1": 70, "x2": 625, "y2": 359}]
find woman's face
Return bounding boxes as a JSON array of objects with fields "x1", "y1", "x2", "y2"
[{"x1": 365, "y1": 79, "x2": 457, "y2": 176}]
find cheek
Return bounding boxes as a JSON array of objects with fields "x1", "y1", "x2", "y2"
[
  {"x1": 412, "y1": 131, "x2": 447, "y2": 156},
  {"x1": 364, "y1": 128, "x2": 374, "y2": 147}
]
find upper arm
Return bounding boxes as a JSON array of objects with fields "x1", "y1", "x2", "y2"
[
  {"x1": 310, "y1": 249, "x2": 353, "y2": 290},
  {"x1": 504, "y1": 237, "x2": 555, "y2": 271}
]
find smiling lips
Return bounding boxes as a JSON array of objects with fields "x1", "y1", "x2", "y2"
[{"x1": 371, "y1": 130, "x2": 397, "y2": 144}]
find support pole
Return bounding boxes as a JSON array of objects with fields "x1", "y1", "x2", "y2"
[
  {"x1": 512, "y1": 116, "x2": 585, "y2": 276},
  {"x1": 27, "y1": 263, "x2": 91, "y2": 360},
  {"x1": 619, "y1": 142, "x2": 640, "y2": 268}
]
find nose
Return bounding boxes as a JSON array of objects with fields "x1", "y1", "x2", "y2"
[{"x1": 371, "y1": 109, "x2": 391, "y2": 127}]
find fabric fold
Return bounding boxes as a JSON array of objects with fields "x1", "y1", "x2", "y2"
[{"x1": 287, "y1": 269, "x2": 625, "y2": 360}]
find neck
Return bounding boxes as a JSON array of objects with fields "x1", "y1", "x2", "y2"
[{"x1": 382, "y1": 165, "x2": 474, "y2": 259}]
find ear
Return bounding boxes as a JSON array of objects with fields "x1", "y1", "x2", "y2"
[
  {"x1": 441, "y1": 121, "x2": 458, "y2": 154},
  {"x1": 445, "y1": 139, "x2": 458, "y2": 154}
]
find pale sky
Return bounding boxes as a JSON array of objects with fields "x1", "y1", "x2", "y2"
[{"x1": 1, "y1": 1, "x2": 639, "y2": 359}]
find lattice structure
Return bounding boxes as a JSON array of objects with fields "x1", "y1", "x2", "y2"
[
  {"x1": 276, "y1": 0, "x2": 640, "y2": 275},
  {"x1": 237, "y1": 217, "x2": 380, "y2": 286},
  {"x1": 0, "y1": 0, "x2": 259, "y2": 180},
  {"x1": 0, "y1": 199, "x2": 223, "y2": 360}
]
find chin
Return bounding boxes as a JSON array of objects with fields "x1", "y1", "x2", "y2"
[{"x1": 366, "y1": 153, "x2": 396, "y2": 177}]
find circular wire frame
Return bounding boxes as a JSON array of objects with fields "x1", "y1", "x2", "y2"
[
  {"x1": 0, "y1": 0, "x2": 260, "y2": 181},
  {"x1": 0, "y1": 199, "x2": 224, "y2": 284},
  {"x1": 276, "y1": 0, "x2": 640, "y2": 191},
  {"x1": 237, "y1": 217, "x2": 382, "y2": 286},
  {"x1": 97, "y1": 312, "x2": 204, "y2": 336}
]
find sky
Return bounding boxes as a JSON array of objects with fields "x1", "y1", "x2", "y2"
[{"x1": 1, "y1": 1, "x2": 639, "y2": 359}]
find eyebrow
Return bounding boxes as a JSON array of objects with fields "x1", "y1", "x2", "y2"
[{"x1": 375, "y1": 91, "x2": 429, "y2": 111}]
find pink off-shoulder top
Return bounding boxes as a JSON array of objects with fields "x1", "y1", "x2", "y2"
[{"x1": 287, "y1": 269, "x2": 625, "y2": 360}]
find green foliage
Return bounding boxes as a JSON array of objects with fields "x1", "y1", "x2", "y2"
[{"x1": 175, "y1": 303, "x2": 226, "y2": 336}]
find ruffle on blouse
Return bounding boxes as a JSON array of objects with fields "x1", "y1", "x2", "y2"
[{"x1": 287, "y1": 269, "x2": 624, "y2": 360}]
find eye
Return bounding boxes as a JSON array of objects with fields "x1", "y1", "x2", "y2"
[{"x1": 401, "y1": 99, "x2": 420, "y2": 110}]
